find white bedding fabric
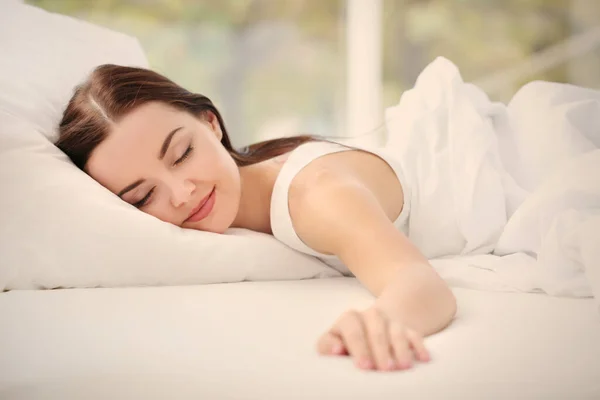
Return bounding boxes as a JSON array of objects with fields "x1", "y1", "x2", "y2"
[
  {"x1": 2, "y1": 11, "x2": 598, "y2": 295},
  {"x1": 0, "y1": 3, "x2": 341, "y2": 292},
  {"x1": 1, "y1": 276, "x2": 599, "y2": 399},
  {"x1": 384, "y1": 57, "x2": 600, "y2": 306}
]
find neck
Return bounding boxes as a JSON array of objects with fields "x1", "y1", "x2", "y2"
[{"x1": 231, "y1": 161, "x2": 276, "y2": 234}]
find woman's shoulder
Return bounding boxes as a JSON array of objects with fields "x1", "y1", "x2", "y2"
[
  {"x1": 273, "y1": 139, "x2": 406, "y2": 223},
  {"x1": 271, "y1": 140, "x2": 406, "y2": 193},
  {"x1": 269, "y1": 138, "x2": 410, "y2": 261},
  {"x1": 283, "y1": 141, "x2": 399, "y2": 187},
  {"x1": 269, "y1": 140, "x2": 347, "y2": 179}
]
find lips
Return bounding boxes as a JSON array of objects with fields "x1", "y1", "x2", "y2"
[{"x1": 185, "y1": 186, "x2": 216, "y2": 223}]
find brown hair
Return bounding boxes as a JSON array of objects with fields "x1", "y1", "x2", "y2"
[{"x1": 56, "y1": 64, "x2": 319, "y2": 170}]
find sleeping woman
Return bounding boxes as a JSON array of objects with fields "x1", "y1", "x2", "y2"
[{"x1": 55, "y1": 64, "x2": 457, "y2": 372}]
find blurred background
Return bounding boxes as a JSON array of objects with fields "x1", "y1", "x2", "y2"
[{"x1": 28, "y1": 0, "x2": 600, "y2": 147}]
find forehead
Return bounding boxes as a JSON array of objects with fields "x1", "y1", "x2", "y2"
[
  {"x1": 111, "y1": 101, "x2": 189, "y2": 145},
  {"x1": 86, "y1": 102, "x2": 191, "y2": 191}
]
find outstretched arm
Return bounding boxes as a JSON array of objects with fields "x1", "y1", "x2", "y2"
[{"x1": 288, "y1": 165, "x2": 457, "y2": 371}]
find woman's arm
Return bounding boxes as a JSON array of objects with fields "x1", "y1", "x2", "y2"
[{"x1": 288, "y1": 161, "x2": 457, "y2": 370}]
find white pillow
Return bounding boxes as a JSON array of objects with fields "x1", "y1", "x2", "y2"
[
  {"x1": 0, "y1": 3, "x2": 149, "y2": 140},
  {"x1": 0, "y1": 4, "x2": 339, "y2": 290}
]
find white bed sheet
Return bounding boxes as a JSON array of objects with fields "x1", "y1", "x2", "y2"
[{"x1": 1, "y1": 276, "x2": 599, "y2": 399}]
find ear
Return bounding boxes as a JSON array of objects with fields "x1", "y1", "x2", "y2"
[{"x1": 204, "y1": 111, "x2": 223, "y2": 141}]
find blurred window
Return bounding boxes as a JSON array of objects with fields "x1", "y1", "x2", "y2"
[{"x1": 28, "y1": 0, "x2": 600, "y2": 146}]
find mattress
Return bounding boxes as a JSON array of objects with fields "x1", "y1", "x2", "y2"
[{"x1": 1, "y1": 277, "x2": 599, "y2": 400}]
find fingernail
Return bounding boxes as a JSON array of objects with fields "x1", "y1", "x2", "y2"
[
  {"x1": 399, "y1": 360, "x2": 412, "y2": 369},
  {"x1": 387, "y1": 359, "x2": 397, "y2": 370},
  {"x1": 358, "y1": 358, "x2": 374, "y2": 370},
  {"x1": 332, "y1": 344, "x2": 343, "y2": 355}
]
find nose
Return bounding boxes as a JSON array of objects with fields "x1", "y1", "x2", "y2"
[{"x1": 170, "y1": 179, "x2": 195, "y2": 208}]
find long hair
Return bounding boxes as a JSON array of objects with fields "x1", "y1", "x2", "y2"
[{"x1": 55, "y1": 64, "x2": 318, "y2": 169}]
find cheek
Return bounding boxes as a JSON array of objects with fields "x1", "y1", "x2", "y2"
[
  {"x1": 220, "y1": 152, "x2": 241, "y2": 192},
  {"x1": 213, "y1": 156, "x2": 240, "y2": 204},
  {"x1": 209, "y1": 151, "x2": 241, "y2": 231},
  {"x1": 147, "y1": 205, "x2": 181, "y2": 227},
  {"x1": 196, "y1": 146, "x2": 238, "y2": 181}
]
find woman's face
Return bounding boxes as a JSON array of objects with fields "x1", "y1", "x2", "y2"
[{"x1": 86, "y1": 101, "x2": 241, "y2": 233}]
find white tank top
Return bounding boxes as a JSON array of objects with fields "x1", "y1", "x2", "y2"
[{"x1": 269, "y1": 140, "x2": 411, "y2": 276}]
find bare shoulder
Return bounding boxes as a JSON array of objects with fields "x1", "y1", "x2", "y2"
[
  {"x1": 287, "y1": 147, "x2": 405, "y2": 255},
  {"x1": 288, "y1": 147, "x2": 404, "y2": 221}
]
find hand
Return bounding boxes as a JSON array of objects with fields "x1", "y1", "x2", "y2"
[{"x1": 317, "y1": 306, "x2": 431, "y2": 371}]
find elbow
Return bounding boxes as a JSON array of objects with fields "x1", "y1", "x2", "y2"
[
  {"x1": 412, "y1": 282, "x2": 457, "y2": 336},
  {"x1": 438, "y1": 286, "x2": 457, "y2": 330},
  {"x1": 425, "y1": 278, "x2": 457, "y2": 333},
  {"x1": 428, "y1": 267, "x2": 457, "y2": 323},
  {"x1": 446, "y1": 289, "x2": 458, "y2": 320}
]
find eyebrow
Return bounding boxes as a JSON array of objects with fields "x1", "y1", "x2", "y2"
[
  {"x1": 118, "y1": 179, "x2": 144, "y2": 198},
  {"x1": 159, "y1": 126, "x2": 184, "y2": 160},
  {"x1": 117, "y1": 126, "x2": 183, "y2": 198}
]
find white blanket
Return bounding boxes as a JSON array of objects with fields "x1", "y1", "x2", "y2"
[{"x1": 384, "y1": 57, "x2": 600, "y2": 307}]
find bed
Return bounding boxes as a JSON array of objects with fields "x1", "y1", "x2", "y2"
[
  {"x1": 1, "y1": 4, "x2": 600, "y2": 399},
  {"x1": 2, "y1": 270, "x2": 600, "y2": 399}
]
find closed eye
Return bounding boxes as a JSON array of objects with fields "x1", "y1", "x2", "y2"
[
  {"x1": 133, "y1": 187, "x2": 155, "y2": 208},
  {"x1": 174, "y1": 145, "x2": 194, "y2": 166}
]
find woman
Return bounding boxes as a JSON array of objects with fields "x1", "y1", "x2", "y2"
[{"x1": 56, "y1": 64, "x2": 457, "y2": 372}]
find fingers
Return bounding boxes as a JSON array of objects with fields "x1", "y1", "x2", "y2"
[
  {"x1": 363, "y1": 308, "x2": 395, "y2": 371},
  {"x1": 388, "y1": 320, "x2": 413, "y2": 369},
  {"x1": 406, "y1": 328, "x2": 431, "y2": 362},
  {"x1": 317, "y1": 331, "x2": 347, "y2": 356},
  {"x1": 333, "y1": 310, "x2": 374, "y2": 370},
  {"x1": 318, "y1": 308, "x2": 432, "y2": 372}
]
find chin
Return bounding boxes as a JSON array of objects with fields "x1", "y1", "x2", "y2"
[{"x1": 198, "y1": 221, "x2": 227, "y2": 234}]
